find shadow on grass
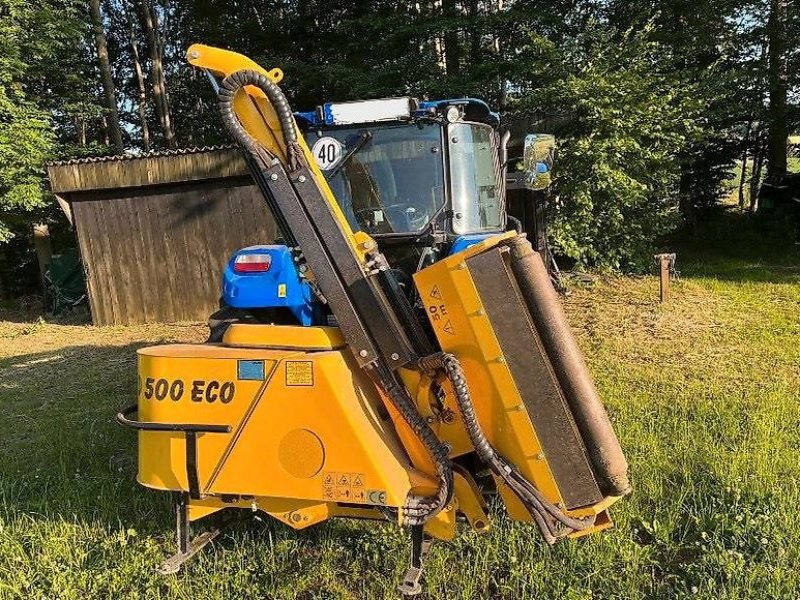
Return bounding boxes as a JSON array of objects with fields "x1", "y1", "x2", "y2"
[
  {"x1": 0, "y1": 305, "x2": 92, "y2": 325},
  {"x1": 670, "y1": 207, "x2": 800, "y2": 284},
  {"x1": 0, "y1": 341, "x2": 186, "y2": 535}
]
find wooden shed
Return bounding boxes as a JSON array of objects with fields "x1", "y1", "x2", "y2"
[{"x1": 47, "y1": 147, "x2": 277, "y2": 325}]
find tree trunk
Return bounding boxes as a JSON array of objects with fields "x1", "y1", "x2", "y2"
[
  {"x1": 442, "y1": 0, "x2": 460, "y2": 76},
  {"x1": 738, "y1": 121, "x2": 752, "y2": 209},
  {"x1": 33, "y1": 224, "x2": 52, "y2": 295},
  {"x1": 467, "y1": 0, "x2": 481, "y2": 64},
  {"x1": 678, "y1": 162, "x2": 694, "y2": 223},
  {"x1": 430, "y1": 0, "x2": 447, "y2": 73},
  {"x1": 101, "y1": 115, "x2": 110, "y2": 146},
  {"x1": 493, "y1": 0, "x2": 506, "y2": 110},
  {"x1": 125, "y1": 0, "x2": 150, "y2": 151},
  {"x1": 75, "y1": 115, "x2": 87, "y2": 146},
  {"x1": 766, "y1": 0, "x2": 788, "y2": 176},
  {"x1": 750, "y1": 135, "x2": 766, "y2": 211},
  {"x1": 89, "y1": 0, "x2": 124, "y2": 153},
  {"x1": 140, "y1": 0, "x2": 176, "y2": 148},
  {"x1": 151, "y1": 7, "x2": 174, "y2": 125}
]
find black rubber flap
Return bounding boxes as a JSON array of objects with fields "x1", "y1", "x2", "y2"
[{"x1": 467, "y1": 247, "x2": 602, "y2": 509}]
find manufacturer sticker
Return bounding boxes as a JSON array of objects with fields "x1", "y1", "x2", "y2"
[
  {"x1": 278, "y1": 283, "x2": 287, "y2": 298},
  {"x1": 238, "y1": 360, "x2": 265, "y2": 381},
  {"x1": 285, "y1": 361, "x2": 314, "y2": 386}
]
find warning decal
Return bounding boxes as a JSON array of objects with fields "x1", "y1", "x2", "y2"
[
  {"x1": 429, "y1": 285, "x2": 442, "y2": 300},
  {"x1": 322, "y1": 471, "x2": 368, "y2": 503},
  {"x1": 285, "y1": 361, "x2": 314, "y2": 386}
]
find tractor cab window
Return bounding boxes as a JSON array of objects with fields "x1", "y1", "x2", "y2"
[
  {"x1": 308, "y1": 123, "x2": 446, "y2": 235},
  {"x1": 448, "y1": 123, "x2": 503, "y2": 234}
]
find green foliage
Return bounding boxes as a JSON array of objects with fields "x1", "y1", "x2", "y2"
[
  {"x1": 0, "y1": 0, "x2": 82, "y2": 242},
  {"x1": 0, "y1": 91, "x2": 53, "y2": 242},
  {"x1": 518, "y1": 24, "x2": 703, "y2": 269},
  {"x1": 1, "y1": 0, "x2": 798, "y2": 272}
]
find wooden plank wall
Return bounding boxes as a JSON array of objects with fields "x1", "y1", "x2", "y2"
[{"x1": 69, "y1": 176, "x2": 277, "y2": 325}]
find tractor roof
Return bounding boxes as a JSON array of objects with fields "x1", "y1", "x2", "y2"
[{"x1": 295, "y1": 97, "x2": 500, "y2": 129}]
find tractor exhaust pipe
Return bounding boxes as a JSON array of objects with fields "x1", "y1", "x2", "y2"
[{"x1": 505, "y1": 236, "x2": 631, "y2": 497}]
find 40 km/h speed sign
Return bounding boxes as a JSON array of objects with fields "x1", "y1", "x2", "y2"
[{"x1": 311, "y1": 137, "x2": 344, "y2": 171}]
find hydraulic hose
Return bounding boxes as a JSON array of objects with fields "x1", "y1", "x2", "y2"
[
  {"x1": 418, "y1": 352, "x2": 595, "y2": 542},
  {"x1": 217, "y1": 69, "x2": 304, "y2": 172},
  {"x1": 370, "y1": 364, "x2": 454, "y2": 526},
  {"x1": 216, "y1": 69, "x2": 453, "y2": 526}
]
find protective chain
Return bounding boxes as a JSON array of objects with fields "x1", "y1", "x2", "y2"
[{"x1": 370, "y1": 363, "x2": 454, "y2": 526}]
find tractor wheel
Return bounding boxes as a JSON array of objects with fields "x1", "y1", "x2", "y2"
[{"x1": 206, "y1": 305, "x2": 253, "y2": 342}]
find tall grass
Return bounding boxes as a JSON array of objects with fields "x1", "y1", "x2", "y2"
[{"x1": 0, "y1": 216, "x2": 798, "y2": 599}]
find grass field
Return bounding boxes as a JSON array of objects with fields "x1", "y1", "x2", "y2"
[{"x1": 1, "y1": 213, "x2": 799, "y2": 599}]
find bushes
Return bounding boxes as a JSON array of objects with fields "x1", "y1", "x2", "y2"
[{"x1": 515, "y1": 25, "x2": 702, "y2": 270}]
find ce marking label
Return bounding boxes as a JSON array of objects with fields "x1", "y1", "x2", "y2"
[{"x1": 367, "y1": 490, "x2": 387, "y2": 505}]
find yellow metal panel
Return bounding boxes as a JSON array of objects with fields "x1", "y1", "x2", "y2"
[
  {"x1": 223, "y1": 323, "x2": 345, "y2": 350},
  {"x1": 413, "y1": 234, "x2": 565, "y2": 516},
  {"x1": 424, "y1": 503, "x2": 456, "y2": 540},
  {"x1": 414, "y1": 233, "x2": 623, "y2": 528},
  {"x1": 136, "y1": 343, "x2": 436, "y2": 516}
]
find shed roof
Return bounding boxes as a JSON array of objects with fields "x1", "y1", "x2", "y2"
[{"x1": 47, "y1": 145, "x2": 248, "y2": 194}]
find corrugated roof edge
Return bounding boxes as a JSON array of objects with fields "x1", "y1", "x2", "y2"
[{"x1": 47, "y1": 144, "x2": 239, "y2": 167}]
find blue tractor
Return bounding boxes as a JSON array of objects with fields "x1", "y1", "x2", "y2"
[{"x1": 210, "y1": 96, "x2": 553, "y2": 339}]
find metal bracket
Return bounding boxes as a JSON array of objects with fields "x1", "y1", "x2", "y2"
[
  {"x1": 397, "y1": 525, "x2": 433, "y2": 596},
  {"x1": 157, "y1": 492, "x2": 228, "y2": 575},
  {"x1": 116, "y1": 404, "x2": 230, "y2": 500}
]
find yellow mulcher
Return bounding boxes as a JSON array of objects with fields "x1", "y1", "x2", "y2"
[{"x1": 118, "y1": 45, "x2": 630, "y2": 595}]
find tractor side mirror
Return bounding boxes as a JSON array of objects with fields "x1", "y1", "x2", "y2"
[{"x1": 522, "y1": 134, "x2": 555, "y2": 191}]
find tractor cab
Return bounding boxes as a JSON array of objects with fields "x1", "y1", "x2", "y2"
[
  {"x1": 294, "y1": 97, "x2": 505, "y2": 257},
  {"x1": 215, "y1": 95, "x2": 551, "y2": 328}
]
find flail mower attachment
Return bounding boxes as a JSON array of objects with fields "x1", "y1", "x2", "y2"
[{"x1": 118, "y1": 44, "x2": 629, "y2": 595}]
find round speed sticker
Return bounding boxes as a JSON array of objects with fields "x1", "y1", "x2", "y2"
[{"x1": 311, "y1": 136, "x2": 344, "y2": 171}]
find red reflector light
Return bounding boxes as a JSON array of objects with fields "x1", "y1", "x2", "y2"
[{"x1": 234, "y1": 253, "x2": 271, "y2": 273}]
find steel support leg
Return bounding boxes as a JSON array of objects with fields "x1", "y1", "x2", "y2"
[
  {"x1": 157, "y1": 492, "x2": 225, "y2": 575},
  {"x1": 397, "y1": 525, "x2": 433, "y2": 596}
]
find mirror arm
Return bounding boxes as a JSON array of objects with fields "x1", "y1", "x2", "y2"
[{"x1": 499, "y1": 129, "x2": 512, "y2": 168}]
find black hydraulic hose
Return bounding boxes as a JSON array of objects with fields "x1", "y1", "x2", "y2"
[
  {"x1": 215, "y1": 68, "x2": 453, "y2": 526},
  {"x1": 217, "y1": 69, "x2": 304, "y2": 172},
  {"x1": 418, "y1": 352, "x2": 595, "y2": 542},
  {"x1": 370, "y1": 363, "x2": 454, "y2": 526}
]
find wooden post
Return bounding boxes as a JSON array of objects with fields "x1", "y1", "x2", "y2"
[
  {"x1": 654, "y1": 253, "x2": 676, "y2": 302},
  {"x1": 33, "y1": 224, "x2": 52, "y2": 292}
]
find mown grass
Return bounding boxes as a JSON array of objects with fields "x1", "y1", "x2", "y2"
[{"x1": 1, "y1": 212, "x2": 799, "y2": 599}]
